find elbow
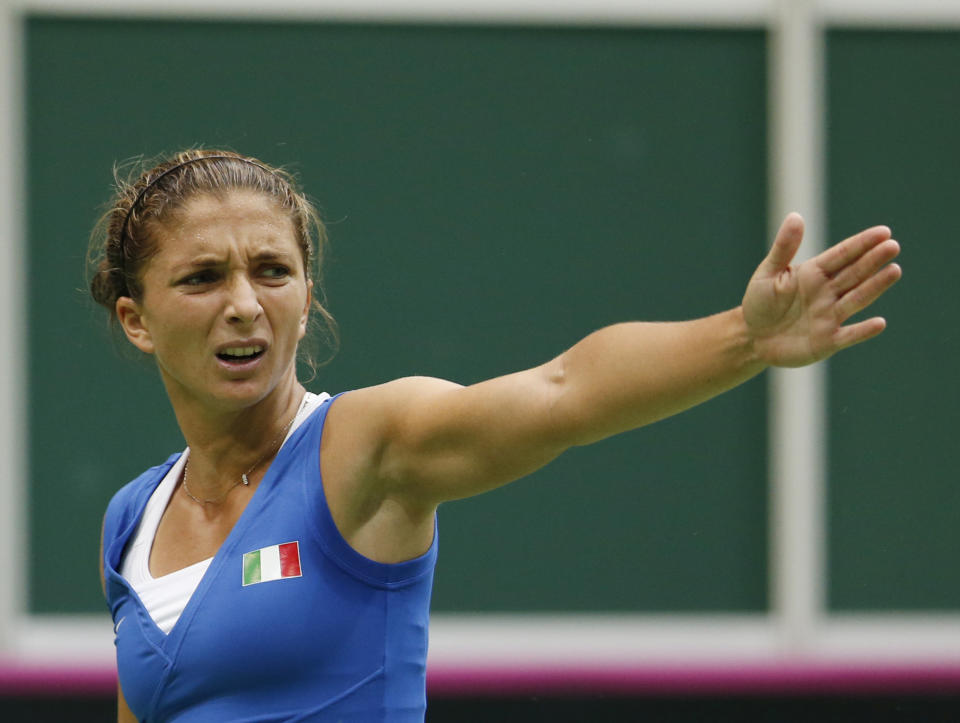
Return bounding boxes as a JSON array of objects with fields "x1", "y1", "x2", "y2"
[
  {"x1": 543, "y1": 353, "x2": 590, "y2": 448},
  {"x1": 545, "y1": 353, "x2": 567, "y2": 392}
]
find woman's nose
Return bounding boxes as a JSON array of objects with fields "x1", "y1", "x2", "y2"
[{"x1": 225, "y1": 276, "x2": 262, "y2": 324}]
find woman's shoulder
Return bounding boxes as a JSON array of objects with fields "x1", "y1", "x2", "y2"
[
  {"x1": 323, "y1": 377, "x2": 462, "y2": 426},
  {"x1": 103, "y1": 453, "x2": 182, "y2": 536}
]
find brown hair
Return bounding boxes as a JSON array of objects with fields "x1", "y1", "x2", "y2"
[{"x1": 88, "y1": 149, "x2": 337, "y2": 369}]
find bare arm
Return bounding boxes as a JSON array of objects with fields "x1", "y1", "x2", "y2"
[
  {"x1": 347, "y1": 214, "x2": 901, "y2": 508},
  {"x1": 118, "y1": 683, "x2": 137, "y2": 722}
]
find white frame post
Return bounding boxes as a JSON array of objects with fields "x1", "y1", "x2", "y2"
[
  {"x1": 767, "y1": 0, "x2": 826, "y2": 655},
  {"x1": 0, "y1": 0, "x2": 26, "y2": 657}
]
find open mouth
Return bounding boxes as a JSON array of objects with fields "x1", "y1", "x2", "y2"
[{"x1": 216, "y1": 345, "x2": 266, "y2": 364}]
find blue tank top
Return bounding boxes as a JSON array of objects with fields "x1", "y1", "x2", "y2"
[{"x1": 102, "y1": 395, "x2": 437, "y2": 722}]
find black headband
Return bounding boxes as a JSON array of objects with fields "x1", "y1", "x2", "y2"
[{"x1": 118, "y1": 154, "x2": 275, "y2": 265}]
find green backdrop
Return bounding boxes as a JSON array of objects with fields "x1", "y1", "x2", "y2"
[
  {"x1": 826, "y1": 30, "x2": 960, "y2": 611},
  {"x1": 26, "y1": 18, "x2": 769, "y2": 614}
]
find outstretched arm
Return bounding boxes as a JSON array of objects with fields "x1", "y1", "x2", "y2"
[{"x1": 344, "y1": 214, "x2": 901, "y2": 507}]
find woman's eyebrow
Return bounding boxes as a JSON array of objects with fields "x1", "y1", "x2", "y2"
[
  {"x1": 248, "y1": 247, "x2": 296, "y2": 261},
  {"x1": 171, "y1": 255, "x2": 223, "y2": 273}
]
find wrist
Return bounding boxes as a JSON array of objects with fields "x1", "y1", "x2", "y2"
[{"x1": 728, "y1": 306, "x2": 768, "y2": 375}]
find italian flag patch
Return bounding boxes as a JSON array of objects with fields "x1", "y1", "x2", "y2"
[{"x1": 242, "y1": 541, "x2": 302, "y2": 586}]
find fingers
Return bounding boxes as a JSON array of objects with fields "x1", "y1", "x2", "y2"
[
  {"x1": 817, "y1": 224, "x2": 893, "y2": 276},
  {"x1": 833, "y1": 316, "x2": 888, "y2": 351},
  {"x1": 761, "y1": 212, "x2": 805, "y2": 274},
  {"x1": 830, "y1": 238, "x2": 901, "y2": 297},
  {"x1": 836, "y1": 260, "x2": 902, "y2": 321}
]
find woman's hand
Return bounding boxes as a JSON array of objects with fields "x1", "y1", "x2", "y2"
[{"x1": 743, "y1": 213, "x2": 902, "y2": 367}]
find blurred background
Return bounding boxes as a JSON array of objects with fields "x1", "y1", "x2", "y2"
[{"x1": 0, "y1": 0, "x2": 957, "y2": 720}]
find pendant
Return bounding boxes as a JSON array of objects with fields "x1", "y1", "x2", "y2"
[{"x1": 242, "y1": 473, "x2": 250, "y2": 485}]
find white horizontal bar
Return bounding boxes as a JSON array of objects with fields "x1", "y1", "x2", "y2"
[
  {"x1": 817, "y1": 617, "x2": 960, "y2": 662},
  {"x1": 20, "y1": 613, "x2": 960, "y2": 669},
  {"x1": 821, "y1": 0, "x2": 960, "y2": 27},
  {"x1": 17, "y1": 613, "x2": 782, "y2": 668},
  {"x1": 429, "y1": 614, "x2": 781, "y2": 666},
  {"x1": 14, "y1": 615, "x2": 115, "y2": 666},
  {"x1": 17, "y1": 0, "x2": 960, "y2": 25},
  {"x1": 12, "y1": 0, "x2": 773, "y2": 25}
]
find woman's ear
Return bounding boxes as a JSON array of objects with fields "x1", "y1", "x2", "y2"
[
  {"x1": 116, "y1": 296, "x2": 155, "y2": 354},
  {"x1": 299, "y1": 280, "x2": 313, "y2": 340}
]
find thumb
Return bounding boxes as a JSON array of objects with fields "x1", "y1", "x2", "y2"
[{"x1": 760, "y1": 212, "x2": 805, "y2": 275}]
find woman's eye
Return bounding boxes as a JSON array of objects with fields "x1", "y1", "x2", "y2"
[
  {"x1": 180, "y1": 270, "x2": 218, "y2": 286},
  {"x1": 262, "y1": 265, "x2": 291, "y2": 279}
]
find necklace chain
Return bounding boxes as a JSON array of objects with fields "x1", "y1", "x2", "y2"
[{"x1": 181, "y1": 395, "x2": 306, "y2": 506}]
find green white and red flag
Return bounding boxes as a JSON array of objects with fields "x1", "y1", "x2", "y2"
[{"x1": 242, "y1": 541, "x2": 301, "y2": 586}]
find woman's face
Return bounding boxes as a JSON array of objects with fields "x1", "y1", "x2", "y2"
[{"x1": 117, "y1": 191, "x2": 311, "y2": 413}]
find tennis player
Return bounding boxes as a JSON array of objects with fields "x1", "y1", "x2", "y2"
[{"x1": 93, "y1": 150, "x2": 900, "y2": 721}]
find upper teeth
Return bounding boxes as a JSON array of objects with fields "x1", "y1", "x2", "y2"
[{"x1": 222, "y1": 346, "x2": 263, "y2": 356}]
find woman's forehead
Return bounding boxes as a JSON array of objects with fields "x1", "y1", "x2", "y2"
[
  {"x1": 175, "y1": 191, "x2": 290, "y2": 231},
  {"x1": 154, "y1": 192, "x2": 298, "y2": 257}
]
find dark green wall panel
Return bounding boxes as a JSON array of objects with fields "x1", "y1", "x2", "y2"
[
  {"x1": 827, "y1": 30, "x2": 960, "y2": 611},
  {"x1": 26, "y1": 18, "x2": 768, "y2": 613}
]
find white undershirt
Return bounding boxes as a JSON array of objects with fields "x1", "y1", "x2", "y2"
[{"x1": 119, "y1": 392, "x2": 330, "y2": 634}]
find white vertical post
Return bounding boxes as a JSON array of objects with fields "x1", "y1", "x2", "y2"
[
  {"x1": 767, "y1": 0, "x2": 827, "y2": 654},
  {"x1": 0, "y1": 4, "x2": 26, "y2": 654}
]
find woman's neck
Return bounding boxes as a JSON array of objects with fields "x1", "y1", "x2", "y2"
[{"x1": 171, "y1": 379, "x2": 307, "y2": 501}]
